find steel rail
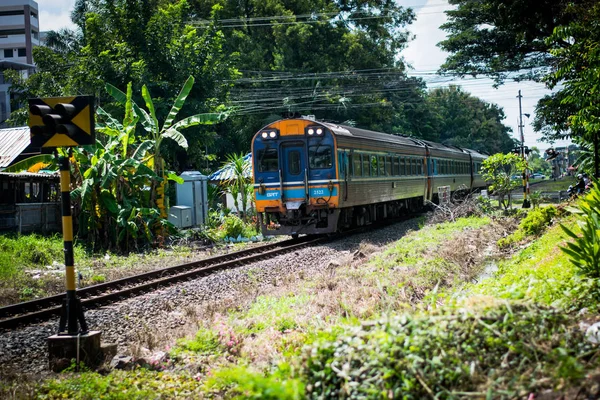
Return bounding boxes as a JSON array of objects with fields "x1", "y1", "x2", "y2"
[
  {"x1": 1, "y1": 213, "x2": 421, "y2": 331},
  {"x1": 0, "y1": 236, "x2": 322, "y2": 330}
]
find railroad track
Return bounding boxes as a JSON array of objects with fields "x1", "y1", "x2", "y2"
[{"x1": 0, "y1": 235, "x2": 327, "y2": 330}]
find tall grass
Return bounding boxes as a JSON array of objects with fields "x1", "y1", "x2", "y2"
[{"x1": 0, "y1": 234, "x2": 87, "y2": 280}]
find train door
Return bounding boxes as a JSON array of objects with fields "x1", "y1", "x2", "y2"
[{"x1": 280, "y1": 142, "x2": 307, "y2": 203}]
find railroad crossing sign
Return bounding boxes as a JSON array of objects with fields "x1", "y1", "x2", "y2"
[{"x1": 28, "y1": 96, "x2": 95, "y2": 148}]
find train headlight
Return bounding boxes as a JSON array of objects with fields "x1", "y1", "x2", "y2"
[
  {"x1": 306, "y1": 126, "x2": 325, "y2": 136},
  {"x1": 259, "y1": 129, "x2": 279, "y2": 139}
]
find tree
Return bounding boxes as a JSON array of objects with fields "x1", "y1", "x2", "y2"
[
  {"x1": 526, "y1": 147, "x2": 551, "y2": 175},
  {"x1": 545, "y1": 2, "x2": 600, "y2": 177},
  {"x1": 481, "y1": 153, "x2": 527, "y2": 210},
  {"x1": 189, "y1": 0, "x2": 419, "y2": 152},
  {"x1": 438, "y1": 0, "x2": 589, "y2": 84},
  {"x1": 8, "y1": 0, "x2": 236, "y2": 171}
]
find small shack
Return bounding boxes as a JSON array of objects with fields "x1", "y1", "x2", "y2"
[
  {"x1": 0, "y1": 126, "x2": 60, "y2": 233},
  {"x1": 0, "y1": 171, "x2": 61, "y2": 232}
]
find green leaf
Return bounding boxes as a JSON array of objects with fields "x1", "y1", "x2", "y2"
[
  {"x1": 105, "y1": 82, "x2": 154, "y2": 134},
  {"x1": 141, "y1": 85, "x2": 159, "y2": 134},
  {"x1": 100, "y1": 190, "x2": 119, "y2": 214},
  {"x1": 2, "y1": 154, "x2": 55, "y2": 173},
  {"x1": 162, "y1": 128, "x2": 188, "y2": 149},
  {"x1": 162, "y1": 75, "x2": 195, "y2": 131},
  {"x1": 167, "y1": 172, "x2": 184, "y2": 184},
  {"x1": 170, "y1": 112, "x2": 227, "y2": 131},
  {"x1": 132, "y1": 140, "x2": 154, "y2": 161},
  {"x1": 96, "y1": 106, "x2": 123, "y2": 131},
  {"x1": 560, "y1": 224, "x2": 580, "y2": 239}
]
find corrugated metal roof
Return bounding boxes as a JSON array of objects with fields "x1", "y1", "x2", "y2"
[
  {"x1": 209, "y1": 153, "x2": 252, "y2": 182},
  {"x1": 0, "y1": 127, "x2": 31, "y2": 168}
]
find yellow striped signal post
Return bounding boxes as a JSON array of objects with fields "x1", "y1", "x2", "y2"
[
  {"x1": 28, "y1": 96, "x2": 108, "y2": 372},
  {"x1": 57, "y1": 154, "x2": 89, "y2": 334},
  {"x1": 28, "y1": 96, "x2": 95, "y2": 335}
]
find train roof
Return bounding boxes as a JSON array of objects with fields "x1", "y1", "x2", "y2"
[
  {"x1": 318, "y1": 121, "x2": 485, "y2": 157},
  {"x1": 318, "y1": 121, "x2": 425, "y2": 148},
  {"x1": 258, "y1": 119, "x2": 488, "y2": 158}
]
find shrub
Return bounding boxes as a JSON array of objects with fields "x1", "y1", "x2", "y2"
[
  {"x1": 211, "y1": 214, "x2": 258, "y2": 241},
  {"x1": 498, "y1": 206, "x2": 557, "y2": 248},
  {"x1": 561, "y1": 180, "x2": 600, "y2": 278},
  {"x1": 302, "y1": 303, "x2": 594, "y2": 398}
]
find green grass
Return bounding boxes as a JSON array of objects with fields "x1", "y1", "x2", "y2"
[
  {"x1": 34, "y1": 369, "x2": 203, "y2": 400},
  {"x1": 232, "y1": 294, "x2": 311, "y2": 334},
  {"x1": 463, "y1": 214, "x2": 598, "y2": 310},
  {"x1": 0, "y1": 233, "x2": 88, "y2": 280}
]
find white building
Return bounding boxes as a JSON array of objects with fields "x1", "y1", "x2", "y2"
[{"x1": 0, "y1": 0, "x2": 39, "y2": 125}]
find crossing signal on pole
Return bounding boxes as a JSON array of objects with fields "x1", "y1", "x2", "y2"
[
  {"x1": 545, "y1": 148, "x2": 560, "y2": 161},
  {"x1": 28, "y1": 96, "x2": 95, "y2": 148}
]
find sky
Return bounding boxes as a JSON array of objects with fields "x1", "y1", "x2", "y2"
[{"x1": 39, "y1": 0, "x2": 570, "y2": 151}]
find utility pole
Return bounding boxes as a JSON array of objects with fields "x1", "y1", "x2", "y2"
[{"x1": 518, "y1": 90, "x2": 530, "y2": 208}]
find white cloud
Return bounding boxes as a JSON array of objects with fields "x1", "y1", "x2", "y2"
[{"x1": 37, "y1": 0, "x2": 77, "y2": 32}]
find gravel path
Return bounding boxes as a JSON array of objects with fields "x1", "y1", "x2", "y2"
[{"x1": 0, "y1": 219, "x2": 420, "y2": 378}]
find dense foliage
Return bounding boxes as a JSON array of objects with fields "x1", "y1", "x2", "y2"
[
  {"x1": 7, "y1": 0, "x2": 516, "y2": 164},
  {"x1": 303, "y1": 303, "x2": 593, "y2": 399},
  {"x1": 439, "y1": 0, "x2": 600, "y2": 172},
  {"x1": 561, "y1": 180, "x2": 600, "y2": 278}
]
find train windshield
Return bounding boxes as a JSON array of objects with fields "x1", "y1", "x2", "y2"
[
  {"x1": 257, "y1": 148, "x2": 279, "y2": 172},
  {"x1": 308, "y1": 145, "x2": 332, "y2": 169}
]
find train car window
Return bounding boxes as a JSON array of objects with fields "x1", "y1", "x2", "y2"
[
  {"x1": 371, "y1": 155, "x2": 378, "y2": 177},
  {"x1": 385, "y1": 156, "x2": 392, "y2": 176},
  {"x1": 412, "y1": 159, "x2": 417, "y2": 175},
  {"x1": 393, "y1": 157, "x2": 399, "y2": 176},
  {"x1": 289, "y1": 151, "x2": 301, "y2": 175},
  {"x1": 309, "y1": 145, "x2": 332, "y2": 169},
  {"x1": 257, "y1": 148, "x2": 279, "y2": 172},
  {"x1": 379, "y1": 156, "x2": 386, "y2": 176},
  {"x1": 362, "y1": 154, "x2": 370, "y2": 177},
  {"x1": 401, "y1": 157, "x2": 406, "y2": 175},
  {"x1": 353, "y1": 154, "x2": 362, "y2": 177},
  {"x1": 418, "y1": 159, "x2": 423, "y2": 175},
  {"x1": 338, "y1": 151, "x2": 345, "y2": 179}
]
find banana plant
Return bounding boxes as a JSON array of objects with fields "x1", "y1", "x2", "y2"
[
  {"x1": 105, "y1": 75, "x2": 227, "y2": 219},
  {"x1": 220, "y1": 152, "x2": 252, "y2": 220}
]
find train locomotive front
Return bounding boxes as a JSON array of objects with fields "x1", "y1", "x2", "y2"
[{"x1": 252, "y1": 119, "x2": 340, "y2": 236}]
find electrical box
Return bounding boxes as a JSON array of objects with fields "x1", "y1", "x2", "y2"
[
  {"x1": 168, "y1": 205, "x2": 192, "y2": 229},
  {"x1": 175, "y1": 171, "x2": 208, "y2": 226}
]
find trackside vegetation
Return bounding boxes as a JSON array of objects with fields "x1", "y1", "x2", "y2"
[{"x1": 19, "y1": 197, "x2": 600, "y2": 399}]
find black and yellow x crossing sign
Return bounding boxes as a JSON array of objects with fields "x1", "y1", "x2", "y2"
[{"x1": 28, "y1": 96, "x2": 95, "y2": 148}]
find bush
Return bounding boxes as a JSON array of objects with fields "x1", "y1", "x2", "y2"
[
  {"x1": 302, "y1": 303, "x2": 594, "y2": 399},
  {"x1": 561, "y1": 180, "x2": 600, "y2": 278},
  {"x1": 211, "y1": 214, "x2": 258, "y2": 241},
  {"x1": 204, "y1": 366, "x2": 304, "y2": 400},
  {"x1": 498, "y1": 206, "x2": 557, "y2": 248}
]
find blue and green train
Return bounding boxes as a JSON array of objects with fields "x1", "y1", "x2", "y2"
[{"x1": 252, "y1": 118, "x2": 487, "y2": 237}]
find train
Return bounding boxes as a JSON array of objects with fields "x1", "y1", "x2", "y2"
[{"x1": 251, "y1": 118, "x2": 487, "y2": 237}]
